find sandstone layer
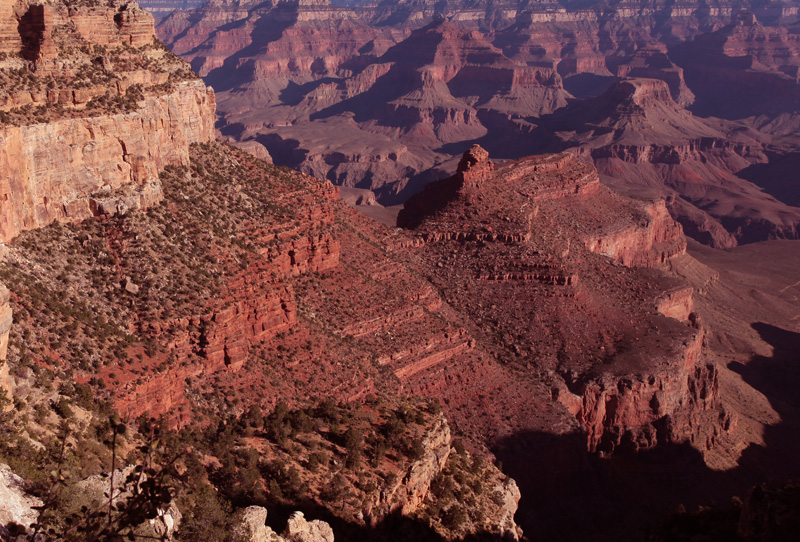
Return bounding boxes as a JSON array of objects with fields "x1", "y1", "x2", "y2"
[
  {"x1": 0, "y1": 81, "x2": 215, "y2": 242},
  {"x1": 0, "y1": 0, "x2": 215, "y2": 243}
]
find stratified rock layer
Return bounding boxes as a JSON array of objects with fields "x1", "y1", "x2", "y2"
[
  {"x1": 0, "y1": 0, "x2": 215, "y2": 243},
  {"x1": 537, "y1": 77, "x2": 800, "y2": 247},
  {"x1": 399, "y1": 145, "x2": 728, "y2": 454},
  {"x1": 0, "y1": 82, "x2": 215, "y2": 242},
  {"x1": 156, "y1": 0, "x2": 800, "y2": 246}
]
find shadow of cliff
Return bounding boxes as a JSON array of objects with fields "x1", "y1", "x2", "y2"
[
  {"x1": 726, "y1": 323, "x2": 800, "y2": 478},
  {"x1": 737, "y1": 151, "x2": 800, "y2": 208},
  {"x1": 493, "y1": 322, "x2": 800, "y2": 541},
  {"x1": 561, "y1": 73, "x2": 616, "y2": 99}
]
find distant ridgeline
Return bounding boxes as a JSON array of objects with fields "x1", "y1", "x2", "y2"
[
  {"x1": 155, "y1": 0, "x2": 800, "y2": 247},
  {"x1": 137, "y1": 0, "x2": 205, "y2": 18}
]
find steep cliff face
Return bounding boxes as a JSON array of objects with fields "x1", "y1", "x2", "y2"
[
  {"x1": 0, "y1": 81, "x2": 215, "y2": 242},
  {"x1": 555, "y1": 327, "x2": 731, "y2": 454},
  {"x1": 0, "y1": 0, "x2": 155, "y2": 58},
  {"x1": 584, "y1": 199, "x2": 687, "y2": 268},
  {"x1": 376, "y1": 413, "x2": 452, "y2": 516},
  {"x1": 0, "y1": 0, "x2": 215, "y2": 243},
  {"x1": 1, "y1": 0, "x2": 159, "y2": 83}
]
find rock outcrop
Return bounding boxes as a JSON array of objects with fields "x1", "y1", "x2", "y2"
[
  {"x1": 399, "y1": 146, "x2": 729, "y2": 454},
  {"x1": 0, "y1": 463, "x2": 42, "y2": 537},
  {"x1": 374, "y1": 413, "x2": 452, "y2": 516},
  {"x1": 584, "y1": 199, "x2": 686, "y2": 268},
  {"x1": 73, "y1": 465, "x2": 182, "y2": 540},
  {"x1": 0, "y1": 0, "x2": 215, "y2": 243},
  {"x1": 284, "y1": 512, "x2": 335, "y2": 542},
  {"x1": 236, "y1": 507, "x2": 334, "y2": 542},
  {"x1": 555, "y1": 328, "x2": 731, "y2": 453}
]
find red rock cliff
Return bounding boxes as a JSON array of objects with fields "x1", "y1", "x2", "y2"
[{"x1": 0, "y1": 0, "x2": 216, "y2": 243}]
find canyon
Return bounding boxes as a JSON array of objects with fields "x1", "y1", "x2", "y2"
[
  {"x1": 0, "y1": 0, "x2": 799, "y2": 541},
  {"x1": 154, "y1": 0, "x2": 800, "y2": 246},
  {"x1": 1, "y1": 135, "x2": 769, "y2": 538}
]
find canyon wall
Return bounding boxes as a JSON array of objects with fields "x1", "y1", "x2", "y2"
[
  {"x1": 0, "y1": 285, "x2": 11, "y2": 402},
  {"x1": 0, "y1": 0, "x2": 214, "y2": 405},
  {"x1": 0, "y1": 81, "x2": 215, "y2": 243},
  {"x1": 554, "y1": 327, "x2": 731, "y2": 454},
  {"x1": 0, "y1": 0, "x2": 216, "y2": 244},
  {"x1": 0, "y1": 0, "x2": 156, "y2": 59}
]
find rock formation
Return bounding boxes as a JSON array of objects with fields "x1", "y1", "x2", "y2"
[
  {"x1": 0, "y1": 463, "x2": 42, "y2": 537},
  {"x1": 0, "y1": 134, "x2": 732, "y2": 459},
  {"x1": 237, "y1": 507, "x2": 336, "y2": 542},
  {"x1": 399, "y1": 145, "x2": 729, "y2": 453},
  {"x1": 373, "y1": 413, "x2": 452, "y2": 516},
  {"x1": 0, "y1": 0, "x2": 215, "y2": 243},
  {"x1": 535, "y1": 77, "x2": 800, "y2": 247}
]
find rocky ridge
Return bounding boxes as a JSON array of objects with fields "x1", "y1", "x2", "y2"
[{"x1": 398, "y1": 145, "x2": 730, "y2": 454}]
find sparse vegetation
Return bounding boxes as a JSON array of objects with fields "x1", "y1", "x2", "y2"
[{"x1": 0, "y1": 21, "x2": 196, "y2": 127}]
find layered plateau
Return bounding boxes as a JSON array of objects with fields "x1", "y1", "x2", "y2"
[{"x1": 155, "y1": 0, "x2": 800, "y2": 247}]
